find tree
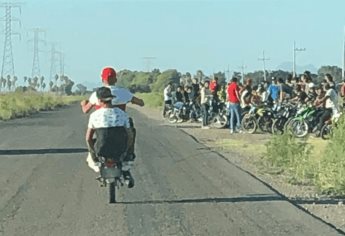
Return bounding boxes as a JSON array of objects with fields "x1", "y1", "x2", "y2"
[
  {"x1": 151, "y1": 69, "x2": 181, "y2": 92},
  {"x1": 76, "y1": 83, "x2": 87, "y2": 95},
  {"x1": 317, "y1": 66, "x2": 342, "y2": 83},
  {"x1": 49, "y1": 80, "x2": 54, "y2": 92}
]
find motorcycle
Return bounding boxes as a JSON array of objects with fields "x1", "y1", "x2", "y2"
[
  {"x1": 287, "y1": 105, "x2": 320, "y2": 138},
  {"x1": 241, "y1": 102, "x2": 274, "y2": 134},
  {"x1": 271, "y1": 103, "x2": 297, "y2": 135},
  {"x1": 207, "y1": 100, "x2": 228, "y2": 129}
]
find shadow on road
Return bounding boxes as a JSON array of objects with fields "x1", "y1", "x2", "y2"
[
  {"x1": 116, "y1": 194, "x2": 345, "y2": 206},
  {"x1": 0, "y1": 148, "x2": 88, "y2": 155},
  {"x1": 116, "y1": 194, "x2": 284, "y2": 205}
]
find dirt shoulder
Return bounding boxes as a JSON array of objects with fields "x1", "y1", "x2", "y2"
[{"x1": 131, "y1": 104, "x2": 345, "y2": 233}]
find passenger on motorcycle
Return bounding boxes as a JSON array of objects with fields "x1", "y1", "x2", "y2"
[
  {"x1": 86, "y1": 87, "x2": 134, "y2": 187},
  {"x1": 81, "y1": 67, "x2": 144, "y2": 187}
]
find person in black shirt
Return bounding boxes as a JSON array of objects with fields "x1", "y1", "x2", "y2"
[
  {"x1": 175, "y1": 86, "x2": 184, "y2": 103},
  {"x1": 291, "y1": 84, "x2": 307, "y2": 104}
]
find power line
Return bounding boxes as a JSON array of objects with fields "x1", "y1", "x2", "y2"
[
  {"x1": 28, "y1": 28, "x2": 46, "y2": 78},
  {"x1": 258, "y1": 51, "x2": 270, "y2": 81},
  {"x1": 0, "y1": 1, "x2": 22, "y2": 78}
]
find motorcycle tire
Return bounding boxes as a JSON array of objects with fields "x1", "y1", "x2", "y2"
[
  {"x1": 109, "y1": 182, "x2": 116, "y2": 204},
  {"x1": 168, "y1": 114, "x2": 178, "y2": 123},
  {"x1": 320, "y1": 124, "x2": 332, "y2": 140},
  {"x1": 257, "y1": 116, "x2": 273, "y2": 133},
  {"x1": 290, "y1": 119, "x2": 309, "y2": 138},
  {"x1": 210, "y1": 114, "x2": 228, "y2": 129},
  {"x1": 241, "y1": 114, "x2": 257, "y2": 134},
  {"x1": 272, "y1": 118, "x2": 286, "y2": 135}
]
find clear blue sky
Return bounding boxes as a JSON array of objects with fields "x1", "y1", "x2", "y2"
[{"x1": 5, "y1": 0, "x2": 345, "y2": 88}]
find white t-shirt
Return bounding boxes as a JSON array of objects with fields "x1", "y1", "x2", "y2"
[
  {"x1": 88, "y1": 107, "x2": 130, "y2": 129},
  {"x1": 325, "y1": 88, "x2": 339, "y2": 111},
  {"x1": 89, "y1": 85, "x2": 134, "y2": 106},
  {"x1": 163, "y1": 86, "x2": 172, "y2": 101}
]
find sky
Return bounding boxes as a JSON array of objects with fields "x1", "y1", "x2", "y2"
[{"x1": 3, "y1": 0, "x2": 345, "y2": 88}]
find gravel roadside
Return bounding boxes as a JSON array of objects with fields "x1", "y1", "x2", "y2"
[{"x1": 132, "y1": 105, "x2": 345, "y2": 233}]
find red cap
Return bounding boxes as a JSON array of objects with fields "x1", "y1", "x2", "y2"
[{"x1": 101, "y1": 67, "x2": 116, "y2": 81}]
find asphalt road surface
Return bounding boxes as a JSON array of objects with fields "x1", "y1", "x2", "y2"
[{"x1": 0, "y1": 104, "x2": 343, "y2": 236}]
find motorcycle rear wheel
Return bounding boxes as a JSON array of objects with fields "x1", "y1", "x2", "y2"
[{"x1": 109, "y1": 182, "x2": 116, "y2": 204}]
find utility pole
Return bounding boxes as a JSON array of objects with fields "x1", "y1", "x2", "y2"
[
  {"x1": 225, "y1": 64, "x2": 230, "y2": 82},
  {"x1": 293, "y1": 41, "x2": 306, "y2": 77},
  {"x1": 28, "y1": 28, "x2": 46, "y2": 78},
  {"x1": 258, "y1": 51, "x2": 270, "y2": 81},
  {"x1": 142, "y1": 57, "x2": 156, "y2": 72},
  {"x1": 238, "y1": 63, "x2": 247, "y2": 84},
  {"x1": 342, "y1": 27, "x2": 345, "y2": 81},
  {"x1": 0, "y1": 1, "x2": 22, "y2": 78}
]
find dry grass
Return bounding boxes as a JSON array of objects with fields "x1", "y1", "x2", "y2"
[{"x1": 0, "y1": 92, "x2": 85, "y2": 120}]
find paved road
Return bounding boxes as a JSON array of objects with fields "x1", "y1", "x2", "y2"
[{"x1": 0, "y1": 104, "x2": 342, "y2": 236}]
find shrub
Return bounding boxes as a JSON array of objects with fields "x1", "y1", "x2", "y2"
[
  {"x1": 263, "y1": 133, "x2": 314, "y2": 184},
  {"x1": 316, "y1": 115, "x2": 345, "y2": 195}
]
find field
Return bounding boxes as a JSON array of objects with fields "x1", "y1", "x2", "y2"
[{"x1": 0, "y1": 92, "x2": 85, "y2": 120}]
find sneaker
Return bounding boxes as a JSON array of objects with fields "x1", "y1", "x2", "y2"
[
  {"x1": 236, "y1": 129, "x2": 243, "y2": 134},
  {"x1": 230, "y1": 129, "x2": 234, "y2": 134},
  {"x1": 123, "y1": 171, "x2": 135, "y2": 188}
]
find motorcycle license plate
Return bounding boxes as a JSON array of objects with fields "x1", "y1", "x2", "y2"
[{"x1": 101, "y1": 167, "x2": 122, "y2": 179}]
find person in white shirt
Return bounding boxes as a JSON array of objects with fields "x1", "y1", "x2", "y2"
[
  {"x1": 163, "y1": 82, "x2": 173, "y2": 117},
  {"x1": 315, "y1": 83, "x2": 339, "y2": 136}
]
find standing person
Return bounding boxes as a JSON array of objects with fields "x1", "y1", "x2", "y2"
[
  {"x1": 191, "y1": 78, "x2": 200, "y2": 101},
  {"x1": 267, "y1": 77, "x2": 281, "y2": 104},
  {"x1": 175, "y1": 86, "x2": 184, "y2": 103},
  {"x1": 200, "y1": 81, "x2": 212, "y2": 129},
  {"x1": 163, "y1": 82, "x2": 173, "y2": 117},
  {"x1": 80, "y1": 67, "x2": 144, "y2": 187},
  {"x1": 227, "y1": 77, "x2": 241, "y2": 134},
  {"x1": 240, "y1": 78, "x2": 252, "y2": 108}
]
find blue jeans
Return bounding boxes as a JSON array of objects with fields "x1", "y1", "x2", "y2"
[{"x1": 229, "y1": 103, "x2": 241, "y2": 130}]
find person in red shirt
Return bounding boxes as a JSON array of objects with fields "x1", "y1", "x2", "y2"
[
  {"x1": 227, "y1": 77, "x2": 241, "y2": 134},
  {"x1": 209, "y1": 77, "x2": 219, "y2": 101}
]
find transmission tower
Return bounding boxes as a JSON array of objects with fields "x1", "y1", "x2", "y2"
[
  {"x1": 0, "y1": 2, "x2": 22, "y2": 78},
  {"x1": 49, "y1": 43, "x2": 60, "y2": 81},
  {"x1": 142, "y1": 56, "x2": 156, "y2": 72},
  {"x1": 29, "y1": 28, "x2": 46, "y2": 78}
]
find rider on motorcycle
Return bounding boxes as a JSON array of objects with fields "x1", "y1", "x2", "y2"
[
  {"x1": 86, "y1": 87, "x2": 131, "y2": 185},
  {"x1": 81, "y1": 67, "x2": 144, "y2": 188}
]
